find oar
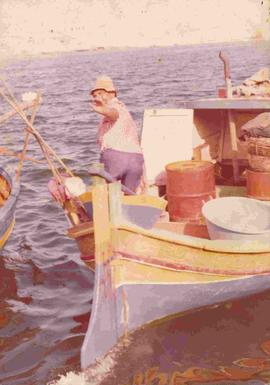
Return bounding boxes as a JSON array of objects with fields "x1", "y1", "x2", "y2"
[
  {"x1": 0, "y1": 78, "x2": 73, "y2": 177},
  {"x1": 0, "y1": 100, "x2": 38, "y2": 125},
  {"x1": 16, "y1": 93, "x2": 41, "y2": 181},
  {"x1": 0, "y1": 85, "x2": 74, "y2": 177},
  {"x1": 0, "y1": 146, "x2": 44, "y2": 164},
  {"x1": 0, "y1": 85, "x2": 64, "y2": 184},
  {"x1": 0, "y1": 84, "x2": 76, "y2": 192},
  {"x1": 0, "y1": 87, "x2": 62, "y2": 181},
  {"x1": 0, "y1": 79, "x2": 89, "y2": 223}
]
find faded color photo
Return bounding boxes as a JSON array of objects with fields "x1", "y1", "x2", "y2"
[{"x1": 0, "y1": 1, "x2": 269, "y2": 385}]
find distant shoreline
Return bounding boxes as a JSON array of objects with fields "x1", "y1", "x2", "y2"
[{"x1": 0, "y1": 38, "x2": 269, "y2": 68}]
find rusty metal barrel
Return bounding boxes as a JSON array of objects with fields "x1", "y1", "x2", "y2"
[
  {"x1": 165, "y1": 160, "x2": 216, "y2": 222},
  {"x1": 246, "y1": 168, "x2": 270, "y2": 200}
]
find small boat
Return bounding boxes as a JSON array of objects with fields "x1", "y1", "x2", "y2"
[
  {"x1": 45, "y1": 53, "x2": 270, "y2": 373},
  {"x1": 0, "y1": 167, "x2": 20, "y2": 249}
]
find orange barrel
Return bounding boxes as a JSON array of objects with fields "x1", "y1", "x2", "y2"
[
  {"x1": 166, "y1": 160, "x2": 216, "y2": 222},
  {"x1": 246, "y1": 168, "x2": 270, "y2": 200}
]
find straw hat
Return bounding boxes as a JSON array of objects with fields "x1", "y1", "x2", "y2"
[{"x1": 90, "y1": 75, "x2": 116, "y2": 94}]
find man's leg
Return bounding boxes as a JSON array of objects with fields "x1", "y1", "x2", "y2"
[
  {"x1": 100, "y1": 148, "x2": 126, "y2": 180},
  {"x1": 122, "y1": 153, "x2": 144, "y2": 192}
]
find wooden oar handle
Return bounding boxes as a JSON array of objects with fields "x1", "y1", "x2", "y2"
[{"x1": 228, "y1": 110, "x2": 238, "y2": 152}]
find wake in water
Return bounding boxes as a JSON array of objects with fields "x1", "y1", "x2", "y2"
[
  {"x1": 49, "y1": 372, "x2": 88, "y2": 385},
  {"x1": 48, "y1": 356, "x2": 119, "y2": 385},
  {"x1": 48, "y1": 336, "x2": 134, "y2": 385}
]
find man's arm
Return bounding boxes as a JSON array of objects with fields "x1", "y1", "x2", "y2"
[{"x1": 90, "y1": 103, "x2": 119, "y2": 121}]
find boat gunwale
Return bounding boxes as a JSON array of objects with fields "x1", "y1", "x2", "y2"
[
  {"x1": 0, "y1": 167, "x2": 20, "y2": 222},
  {"x1": 117, "y1": 222, "x2": 270, "y2": 254},
  {"x1": 182, "y1": 97, "x2": 270, "y2": 110}
]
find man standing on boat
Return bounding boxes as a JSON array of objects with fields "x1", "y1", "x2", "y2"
[{"x1": 90, "y1": 75, "x2": 144, "y2": 193}]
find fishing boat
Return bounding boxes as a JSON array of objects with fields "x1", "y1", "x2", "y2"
[
  {"x1": 64, "y1": 146, "x2": 270, "y2": 373},
  {"x1": 64, "y1": 56, "x2": 270, "y2": 273},
  {"x1": 43, "y1": 52, "x2": 270, "y2": 375}
]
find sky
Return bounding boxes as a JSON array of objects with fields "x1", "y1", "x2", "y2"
[{"x1": 0, "y1": 0, "x2": 269, "y2": 60}]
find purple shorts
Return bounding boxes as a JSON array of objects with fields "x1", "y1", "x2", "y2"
[{"x1": 100, "y1": 148, "x2": 144, "y2": 192}]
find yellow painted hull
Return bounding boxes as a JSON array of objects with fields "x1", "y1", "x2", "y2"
[{"x1": 80, "y1": 183, "x2": 270, "y2": 369}]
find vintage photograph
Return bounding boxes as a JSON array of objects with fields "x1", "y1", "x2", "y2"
[{"x1": 0, "y1": 1, "x2": 269, "y2": 384}]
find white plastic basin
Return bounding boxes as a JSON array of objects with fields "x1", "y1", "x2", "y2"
[{"x1": 202, "y1": 196, "x2": 270, "y2": 240}]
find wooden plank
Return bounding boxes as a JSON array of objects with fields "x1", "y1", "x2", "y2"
[
  {"x1": 117, "y1": 223, "x2": 270, "y2": 253},
  {"x1": 111, "y1": 259, "x2": 242, "y2": 288},
  {"x1": 90, "y1": 162, "x2": 106, "y2": 186},
  {"x1": 227, "y1": 109, "x2": 240, "y2": 183},
  {"x1": 92, "y1": 183, "x2": 111, "y2": 263},
  {"x1": 228, "y1": 110, "x2": 238, "y2": 151},
  {"x1": 218, "y1": 110, "x2": 226, "y2": 163},
  {"x1": 116, "y1": 228, "x2": 270, "y2": 275},
  {"x1": 183, "y1": 98, "x2": 270, "y2": 110},
  {"x1": 121, "y1": 194, "x2": 167, "y2": 209},
  {"x1": 109, "y1": 182, "x2": 122, "y2": 227}
]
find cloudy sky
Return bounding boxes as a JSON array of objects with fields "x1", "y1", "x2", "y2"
[{"x1": 0, "y1": 0, "x2": 269, "y2": 59}]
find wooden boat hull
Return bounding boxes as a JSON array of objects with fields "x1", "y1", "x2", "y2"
[
  {"x1": 67, "y1": 184, "x2": 250, "y2": 271},
  {"x1": 67, "y1": 191, "x2": 167, "y2": 270},
  {"x1": 0, "y1": 167, "x2": 19, "y2": 249},
  {"x1": 84, "y1": 288, "x2": 270, "y2": 385},
  {"x1": 81, "y1": 258, "x2": 270, "y2": 370},
  {"x1": 67, "y1": 221, "x2": 95, "y2": 271},
  {"x1": 80, "y1": 183, "x2": 270, "y2": 369}
]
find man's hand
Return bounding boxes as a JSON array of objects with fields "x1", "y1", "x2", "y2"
[{"x1": 90, "y1": 98, "x2": 119, "y2": 121}]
